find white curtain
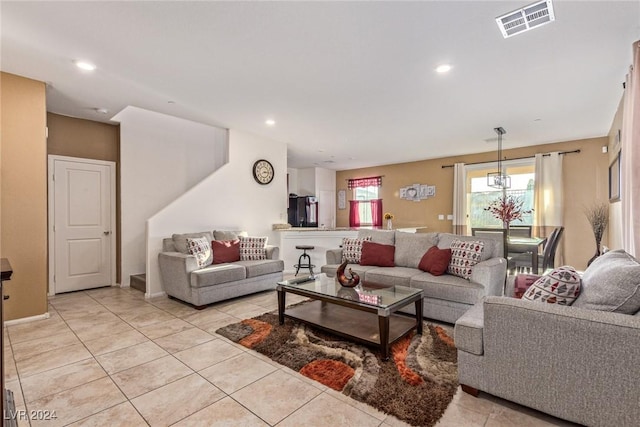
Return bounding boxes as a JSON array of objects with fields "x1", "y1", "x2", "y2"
[
  {"x1": 622, "y1": 40, "x2": 640, "y2": 257},
  {"x1": 452, "y1": 163, "x2": 467, "y2": 235},
  {"x1": 534, "y1": 152, "x2": 564, "y2": 261}
]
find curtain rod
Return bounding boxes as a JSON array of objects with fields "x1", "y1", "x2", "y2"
[
  {"x1": 440, "y1": 149, "x2": 581, "y2": 169},
  {"x1": 344, "y1": 175, "x2": 385, "y2": 181}
]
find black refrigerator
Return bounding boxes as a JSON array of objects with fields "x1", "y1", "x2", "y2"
[{"x1": 288, "y1": 196, "x2": 318, "y2": 227}]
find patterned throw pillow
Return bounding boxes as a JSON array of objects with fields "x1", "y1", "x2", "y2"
[
  {"x1": 342, "y1": 236, "x2": 372, "y2": 263},
  {"x1": 447, "y1": 239, "x2": 485, "y2": 280},
  {"x1": 186, "y1": 237, "x2": 213, "y2": 268},
  {"x1": 239, "y1": 236, "x2": 267, "y2": 261},
  {"x1": 522, "y1": 266, "x2": 581, "y2": 305}
]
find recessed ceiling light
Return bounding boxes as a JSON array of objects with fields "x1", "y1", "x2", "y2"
[
  {"x1": 75, "y1": 60, "x2": 96, "y2": 71},
  {"x1": 265, "y1": 119, "x2": 276, "y2": 126},
  {"x1": 436, "y1": 64, "x2": 452, "y2": 73}
]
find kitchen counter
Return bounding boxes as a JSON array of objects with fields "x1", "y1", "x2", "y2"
[{"x1": 277, "y1": 229, "x2": 359, "y2": 274}]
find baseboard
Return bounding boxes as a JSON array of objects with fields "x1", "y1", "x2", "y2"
[
  {"x1": 145, "y1": 291, "x2": 166, "y2": 299},
  {"x1": 5, "y1": 312, "x2": 51, "y2": 326}
]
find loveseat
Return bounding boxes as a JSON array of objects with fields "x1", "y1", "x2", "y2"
[
  {"x1": 454, "y1": 250, "x2": 640, "y2": 427},
  {"x1": 321, "y1": 229, "x2": 507, "y2": 323},
  {"x1": 158, "y1": 230, "x2": 284, "y2": 308}
]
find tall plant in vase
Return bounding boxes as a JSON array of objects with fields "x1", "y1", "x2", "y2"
[
  {"x1": 484, "y1": 194, "x2": 532, "y2": 233},
  {"x1": 584, "y1": 203, "x2": 608, "y2": 266}
]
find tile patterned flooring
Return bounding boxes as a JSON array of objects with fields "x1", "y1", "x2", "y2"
[{"x1": 4, "y1": 286, "x2": 579, "y2": 426}]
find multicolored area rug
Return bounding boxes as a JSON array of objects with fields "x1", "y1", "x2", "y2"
[{"x1": 216, "y1": 308, "x2": 458, "y2": 427}]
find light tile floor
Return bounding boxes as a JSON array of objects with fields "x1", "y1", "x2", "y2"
[{"x1": 4, "y1": 285, "x2": 580, "y2": 426}]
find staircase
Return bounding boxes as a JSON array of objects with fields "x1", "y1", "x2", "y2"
[{"x1": 130, "y1": 274, "x2": 146, "y2": 292}]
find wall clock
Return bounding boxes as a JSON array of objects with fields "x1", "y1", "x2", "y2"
[{"x1": 252, "y1": 159, "x2": 274, "y2": 185}]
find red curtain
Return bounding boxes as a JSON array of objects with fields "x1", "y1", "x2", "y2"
[
  {"x1": 370, "y1": 199, "x2": 383, "y2": 227},
  {"x1": 347, "y1": 176, "x2": 382, "y2": 189},
  {"x1": 349, "y1": 200, "x2": 361, "y2": 227}
]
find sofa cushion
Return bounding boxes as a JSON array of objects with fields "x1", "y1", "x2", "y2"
[
  {"x1": 235, "y1": 260, "x2": 285, "y2": 278},
  {"x1": 186, "y1": 237, "x2": 213, "y2": 268},
  {"x1": 214, "y1": 230, "x2": 248, "y2": 241},
  {"x1": 438, "y1": 233, "x2": 497, "y2": 261},
  {"x1": 573, "y1": 250, "x2": 640, "y2": 314},
  {"x1": 342, "y1": 236, "x2": 372, "y2": 263},
  {"x1": 360, "y1": 241, "x2": 395, "y2": 267},
  {"x1": 239, "y1": 236, "x2": 267, "y2": 261},
  {"x1": 364, "y1": 267, "x2": 419, "y2": 288},
  {"x1": 448, "y1": 239, "x2": 485, "y2": 280},
  {"x1": 172, "y1": 231, "x2": 213, "y2": 254},
  {"x1": 522, "y1": 266, "x2": 581, "y2": 305},
  {"x1": 212, "y1": 239, "x2": 240, "y2": 264},
  {"x1": 190, "y1": 264, "x2": 246, "y2": 288},
  {"x1": 418, "y1": 246, "x2": 452, "y2": 276},
  {"x1": 453, "y1": 302, "x2": 484, "y2": 355},
  {"x1": 394, "y1": 232, "x2": 439, "y2": 268},
  {"x1": 410, "y1": 272, "x2": 484, "y2": 305},
  {"x1": 357, "y1": 229, "x2": 396, "y2": 245}
]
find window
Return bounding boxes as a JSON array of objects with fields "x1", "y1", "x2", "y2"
[
  {"x1": 354, "y1": 186, "x2": 379, "y2": 225},
  {"x1": 467, "y1": 160, "x2": 535, "y2": 228}
]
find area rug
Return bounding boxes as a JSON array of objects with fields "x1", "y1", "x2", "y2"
[{"x1": 216, "y1": 307, "x2": 458, "y2": 427}]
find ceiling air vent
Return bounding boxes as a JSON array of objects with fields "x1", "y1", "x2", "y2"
[{"x1": 496, "y1": 0, "x2": 555, "y2": 38}]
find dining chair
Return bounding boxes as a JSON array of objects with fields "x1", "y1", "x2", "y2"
[
  {"x1": 471, "y1": 227, "x2": 507, "y2": 259},
  {"x1": 509, "y1": 226, "x2": 564, "y2": 274},
  {"x1": 508, "y1": 225, "x2": 532, "y2": 237}
]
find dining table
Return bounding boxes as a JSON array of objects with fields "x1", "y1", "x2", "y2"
[{"x1": 507, "y1": 236, "x2": 547, "y2": 273}]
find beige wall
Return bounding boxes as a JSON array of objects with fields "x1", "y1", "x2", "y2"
[
  {"x1": 47, "y1": 113, "x2": 121, "y2": 283},
  {"x1": 336, "y1": 137, "x2": 609, "y2": 270},
  {"x1": 1, "y1": 72, "x2": 48, "y2": 320}
]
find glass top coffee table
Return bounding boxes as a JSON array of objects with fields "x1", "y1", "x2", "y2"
[{"x1": 276, "y1": 273, "x2": 424, "y2": 360}]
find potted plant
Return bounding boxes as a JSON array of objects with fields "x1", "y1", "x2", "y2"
[
  {"x1": 584, "y1": 203, "x2": 608, "y2": 265},
  {"x1": 484, "y1": 194, "x2": 532, "y2": 233},
  {"x1": 383, "y1": 212, "x2": 394, "y2": 230}
]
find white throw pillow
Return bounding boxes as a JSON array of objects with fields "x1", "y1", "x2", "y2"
[{"x1": 186, "y1": 237, "x2": 213, "y2": 268}]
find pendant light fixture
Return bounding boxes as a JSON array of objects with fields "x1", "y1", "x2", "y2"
[{"x1": 487, "y1": 127, "x2": 511, "y2": 189}]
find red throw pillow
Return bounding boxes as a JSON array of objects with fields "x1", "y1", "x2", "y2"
[
  {"x1": 418, "y1": 246, "x2": 452, "y2": 276},
  {"x1": 359, "y1": 241, "x2": 395, "y2": 267},
  {"x1": 211, "y1": 240, "x2": 240, "y2": 264}
]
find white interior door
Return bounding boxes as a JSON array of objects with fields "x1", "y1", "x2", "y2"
[{"x1": 49, "y1": 156, "x2": 115, "y2": 294}]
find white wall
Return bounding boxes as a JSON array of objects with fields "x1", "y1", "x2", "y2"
[
  {"x1": 297, "y1": 168, "x2": 316, "y2": 196},
  {"x1": 315, "y1": 167, "x2": 336, "y2": 229},
  {"x1": 113, "y1": 106, "x2": 228, "y2": 286},
  {"x1": 146, "y1": 129, "x2": 287, "y2": 297},
  {"x1": 287, "y1": 168, "x2": 299, "y2": 196}
]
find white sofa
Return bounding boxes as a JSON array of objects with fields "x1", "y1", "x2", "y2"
[
  {"x1": 321, "y1": 229, "x2": 507, "y2": 323},
  {"x1": 158, "y1": 230, "x2": 284, "y2": 308}
]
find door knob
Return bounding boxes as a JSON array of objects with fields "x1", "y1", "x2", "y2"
[{"x1": 104, "y1": 231, "x2": 111, "y2": 235}]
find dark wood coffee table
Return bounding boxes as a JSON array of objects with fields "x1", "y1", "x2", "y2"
[{"x1": 276, "y1": 273, "x2": 423, "y2": 360}]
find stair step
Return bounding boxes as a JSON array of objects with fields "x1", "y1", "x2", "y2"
[{"x1": 130, "y1": 274, "x2": 146, "y2": 292}]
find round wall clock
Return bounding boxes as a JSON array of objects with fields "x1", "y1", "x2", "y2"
[{"x1": 252, "y1": 159, "x2": 274, "y2": 185}]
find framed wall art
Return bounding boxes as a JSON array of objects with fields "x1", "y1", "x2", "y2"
[{"x1": 609, "y1": 151, "x2": 621, "y2": 202}]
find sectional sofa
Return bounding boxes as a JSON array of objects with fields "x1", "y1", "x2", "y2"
[
  {"x1": 321, "y1": 229, "x2": 507, "y2": 323},
  {"x1": 158, "y1": 230, "x2": 284, "y2": 308},
  {"x1": 454, "y1": 250, "x2": 640, "y2": 426}
]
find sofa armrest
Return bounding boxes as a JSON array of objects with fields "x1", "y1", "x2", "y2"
[
  {"x1": 326, "y1": 248, "x2": 343, "y2": 265},
  {"x1": 480, "y1": 296, "x2": 640, "y2": 426},
  {"x1": 265, "y1": 245, "x2": 279, "y2": 260},
  {"x1": 158, "y1": 252, "x2": 198, "y2": 300},
  {"x1": 470, "y1": 257, "x2": 507, "y2": 297}
]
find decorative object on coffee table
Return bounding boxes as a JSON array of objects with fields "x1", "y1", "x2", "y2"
[
  {"x1": 336, "y1": 259, "x2": 360, "y2": 287},
  {"x1": 584, "y1": 202, "x2": 608, "y2": 266}
]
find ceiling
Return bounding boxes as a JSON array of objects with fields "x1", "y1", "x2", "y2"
[{"x1": 2, "y1": 1, "x2": 639, "y2": 170}]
